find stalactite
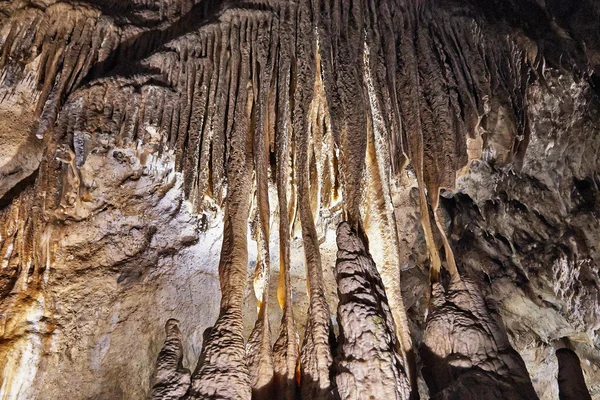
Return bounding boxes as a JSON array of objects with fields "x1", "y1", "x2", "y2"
[
  {"x1": 210, "y1": 26, "x2": 232, "y2": 206},
  {"x1": 393, "y1": 7, "x2": 444, "y2": 284},
  {"x1": 361, "y1": 33, "x2": 417, "y2": 396},
  {"x1": 194, "y1": 29, "x2": 220, "y2": 213},
  {"x1": 0, "y1": 190, "x2": 35, "y2": 296},
  {"x1": 294, "y1": 2, "x2": 335, "y2": 399},
  {"x1": 185, "y1": 17, "x2": 253, "y2": 400},
  {"x1": 272, "y1": 6, "x2": 301, "y2": 399},
  {"x1": 334, "y1": 222, "x2": 411, "y2": 400},
  {"x1": 0, "y1": 3, "x2": 121, "y2": 138},
  {"x1": 3, "y1": 0, "x2": 596, "y2": 398},
  {"x1": 182, "y1": 54, "x2": 211, "y2": 209},
  {"x1": 323, "y1": 0, "x2": 368, "y2": 231},
  {"x1": 173, "y1": 52, "x2": 195, "y2": 171},
  {"x1": 414, "y1": 14, "x2": 465, "y2": 282},
  {"x1": 376, "y1": 0, "x2": 408, "y2": 174},
  {"x1": 0, "y1": 184, "x2": 54, "y2": 399},
  {"x1": 246, "y1": 15, "x2": 275, "y2": 400}
]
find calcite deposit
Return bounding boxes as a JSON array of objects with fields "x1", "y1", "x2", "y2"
[{"x1": 1, "y1": 0, "x2": 599, "y2": 399}]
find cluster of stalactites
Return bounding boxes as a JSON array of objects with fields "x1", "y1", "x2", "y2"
[
  {"x1": 0, "y1": 0, "x2": 541, "y2": 399},
  {"x1": 9, "y1": 0, "x2": 531, "y2": 221}
]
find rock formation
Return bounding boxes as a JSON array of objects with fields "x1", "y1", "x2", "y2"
[
  {"x1": 421, "y1": 278, "x2": 538, "y2": 399},
  {"x1": 334, "y1": 222, "x2": 411, "y2": 400},
  {"x1": 556, "y1": 347, "x2": 592, "y2": 400},
  {"x1": 0, "y1": 0, "x2": 599, "y2": 399},
  {"x1": 149, "y1": 320, "x2": 191, "y2": 400}
]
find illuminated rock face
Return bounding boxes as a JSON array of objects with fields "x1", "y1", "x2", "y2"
[{"x1": 0, "y1": 0, "x2": 599, "y2": 399}]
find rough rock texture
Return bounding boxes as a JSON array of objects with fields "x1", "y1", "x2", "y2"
[
  {"x1": 0, "y1": 0, "x2": 599, "y2": 399},
  {"x1": 421, "y1": 279, "x2": 538, "y2": 399},
  {"x1": 150, "y1": 320, "x2": 191, "y2": 400},
  {"x1": 334, "y1": 222, "x2": 411, "y2": 400},
  {"x1": 296, "y1": 3, "x2": 336, "y2": 394},
  {"x1": 442, "y1": 70, "x2": 600, "y2": 398},
  {"x1": 184, "y1": 23, "x2": 254, "y2": 399},
  {"x1": 0, "y1": 142, "x2": 222, "y2": 399}
]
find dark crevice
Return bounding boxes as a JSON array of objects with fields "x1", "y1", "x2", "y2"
[{"x1": 0, "y1": 169, "x2": 38, "y2": 211}]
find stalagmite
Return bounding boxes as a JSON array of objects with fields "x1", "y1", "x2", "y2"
[
  {"x1": 420, "y1": 278, "x2": 539, "y2": 400},
  {"x1": 556, "y1": 348, "x2": 592, "y2": 400},
  {"x1": 149, "y1": 320, "x2": 191, "y2": 400},
  {"x1": 334, "y1": 222, "x2": 411, "y2": 400},
  {"x1": 2, "y1": 0, "x2": 600, "y2": 399}
]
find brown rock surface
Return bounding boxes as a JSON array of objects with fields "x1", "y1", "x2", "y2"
[
  {"x1": 421, "y1": 279, "x2": 538, "y2": 399},
  {"x1": 0, "y1": 0, "x2": 599, "y2": 399},
  {"x1": 334, "y1": 222, "x2": 411, "y2": 400},
  {"x1": 150, "y1": 320, "x2": 191, "y2": 400}
]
